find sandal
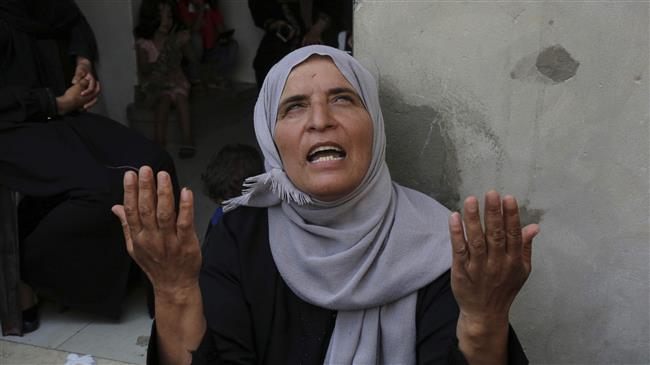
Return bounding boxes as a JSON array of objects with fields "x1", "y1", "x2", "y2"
[{"x1": 178, "y1": 145, "x2": 196, "y2": 159}]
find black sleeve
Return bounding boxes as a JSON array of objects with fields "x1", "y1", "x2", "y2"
[
  {"x1": 146, "y1": 321, "x2": 220, "y2": 365},
  {"x1": 0, "y1": 86, "x2": 58, "y2": 123},
  {"x1": 416, "y1": 270, "x2": 529, "y2": 365},
  {"x1": 247, "y1": 0, "x2": 283, "y2": 30},
  {"x1": 197, "y1": 212, "x2": 257, "y2": 364},
  {"x1": 67, "y1": 7, "x2": 98, "y2": 63}
]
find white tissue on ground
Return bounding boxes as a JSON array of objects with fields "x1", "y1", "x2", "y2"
[{"x1": 65, "y1": 353, "x2": 96, "y2": 365}]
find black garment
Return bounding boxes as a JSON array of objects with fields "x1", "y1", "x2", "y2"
[
  {"x1": 0, "y1": 3, "x2": 177, "y2": 318},
  {"x1": 147, "y1": 207, "x2": 529, "y2": 364},
  {"x1": 248, "y1": 0, "x2": 348, "y2": 87}
]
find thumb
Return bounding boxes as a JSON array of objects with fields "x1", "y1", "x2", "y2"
[
  {"x1": 71, "y1": 68, "x2": 85, "y2": 84},
  {"x1": 112, "y1": 205, "x2": 135, "y2": 256}
]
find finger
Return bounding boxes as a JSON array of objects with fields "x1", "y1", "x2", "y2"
[
  {"x1": 484, "y1": 190, "x2": 506, "y2": 257},
  {"x1": 123, "y1": 170, "x2": 142, "y2": 234},
  {"x1": 448, "y1": 212, "x2": 468, "y2": 272},
  {"x1": 83, "y1": 97, "x2": 98, "y2": 110},
  {"x1": 521, "y1": 223, "x2": 540, "y2": 267},
  {"x1": 503, "y1": 195, "x2": 523, "y2": 258},
  {"x1": 138, "y1": 166, "x2": 158, "y2": 230},
  {"x1": 81, "y1": 77, "x2": 96, "y2": 96},
  {"x1": 156, "y1": 171, "x2": 177, "y2": 236},
  {"x1": 463, "y1": 196, "x2": 486, "y2": 264},
  {"x1": 176, "y1": 188, "x2": 196, "y2": 244},
  {"x1": 71, "y1": 69, "x2": 84, "y2": 84},
  {"x1": 111, "y1": 205, "x2": 134, "y2": 256},
  {"x1": 78, "y1": 78, "x2": 89, "y2": 90}
]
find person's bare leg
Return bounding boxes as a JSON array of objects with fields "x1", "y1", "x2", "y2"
[
  {"x1": 175, "y1": 94, "x2": 193, "y2": 146},
  {"x1": 155, "y1": 95, "x2": 172, "y2": 147}
]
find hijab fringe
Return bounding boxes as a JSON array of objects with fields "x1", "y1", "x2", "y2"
[{"x1": 222, "y1": 169, "x2": 311, "y2": 213}]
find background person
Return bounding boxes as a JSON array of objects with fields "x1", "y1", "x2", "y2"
[
  {"x1": 248, "y1": 0, "x2": 348, "y2": 87},
  {"x1": 0, "y1": 0, "x2": 179, "y2": 334},
  {"x1": 135, "y1": 0, "x2": 196, "y2": 158},
  {"x1": 178, "y1": 0, "x2": 238, "y2": 90},
  {"x1": 200, "y1": 144, "x2": 263, "y2": 239}
]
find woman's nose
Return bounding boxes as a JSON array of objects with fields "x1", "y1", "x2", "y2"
[{"x1": 308, "y1": 103, "x2": 335, "y2": 131}]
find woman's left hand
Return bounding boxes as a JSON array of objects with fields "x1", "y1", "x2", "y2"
[{"x1": 448, "y1": 190, "x2": 539, "y2": 363}]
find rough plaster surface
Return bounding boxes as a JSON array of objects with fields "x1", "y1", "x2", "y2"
[{"x1": 356, "y1": 2, "x2": 649, "y2": 363}]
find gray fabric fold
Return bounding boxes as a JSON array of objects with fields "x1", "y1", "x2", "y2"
[{"x1": 224, "y1": 45, "x2": 452, "y2": 364}]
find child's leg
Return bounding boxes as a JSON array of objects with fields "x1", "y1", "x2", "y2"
[
  {"x1": 155, "y1": 94, "x2": 172, "y2": 146},
  {"x1": 174, "y1": 94, "x2": 193, "y2": 146}
]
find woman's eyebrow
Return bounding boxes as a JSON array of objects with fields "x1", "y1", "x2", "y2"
[
  {"x1": 327, "y1": 87, "x2": 357, "y2": 96},
  {"x1": 279, "y1": 94, "x2": 308, "y2": 108}
]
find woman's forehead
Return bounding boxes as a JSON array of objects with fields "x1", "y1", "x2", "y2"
[{"x1": 283, "y1": 56, "x2": 355, "y2": 93}]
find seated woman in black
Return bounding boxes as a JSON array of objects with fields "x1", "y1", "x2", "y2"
[
  {"x1": 113, "y1": 45, "x2": 540, "y2": 364},
  {"x1": 0, "y1": 0, "x2": 179, "y2": 332}
]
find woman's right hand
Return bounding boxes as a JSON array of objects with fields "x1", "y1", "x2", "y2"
[
  {"x1": 56, "y1": 79, "x2": 95, "y2": 115},
  {"x1": 111, "y1": 166, "x2": 202, "y2": 301}
]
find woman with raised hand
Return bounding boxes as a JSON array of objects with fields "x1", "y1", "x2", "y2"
[{"x1": 113, "y1": 45, "x2": 539, "y2": 365}]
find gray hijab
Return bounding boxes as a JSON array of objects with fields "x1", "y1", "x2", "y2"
[{"x1": 224, "y1": 45, "x2": 452, "y2": 364}]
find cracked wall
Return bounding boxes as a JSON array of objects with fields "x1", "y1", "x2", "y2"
[{"x1": 355, "y1": 2, "x2": 649, "y2": 363}]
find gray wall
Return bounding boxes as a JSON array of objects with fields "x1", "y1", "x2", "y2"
[
  {"x1": 355, "y1": 2, "x2": 649, "y2": 363},
  {"x1": 77, "y1": 0, "x2": 138, "y2": 125},
  {"x1": 219, "y1": 0, "x2": 264, "y2": 83}
]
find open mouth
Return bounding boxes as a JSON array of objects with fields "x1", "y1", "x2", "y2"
[{"x1": 307, "y1": 144, "x2": 347, "y2": 163}]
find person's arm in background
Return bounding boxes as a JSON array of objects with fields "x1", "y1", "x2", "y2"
[
  {"x1": 0, "y1": 81, "x2": 96, "y2": 122},
  {"x1": 301, "y1": 0, "x2": 337, "y2": 46},
  {"x1": 66, "y1": 5, "x2": 101, "y2": 110},
  {"x1": 247, "y1": 0, "x2": 292, "y2": 35},
  {"x1": 211, "y1": 8, "x2": 225, "y2": 38},
  {"x1": 136, "y1": 45, "x2": 155, "y2": 77},
  {"x1": 178, "y1": 30, "x2": 199, "y2": 65}
]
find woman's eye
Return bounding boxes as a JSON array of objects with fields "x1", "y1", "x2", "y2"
[
  {"x1": 285, "y1": 103, "x2": 304, "y2": 114},
  {"x1": 333, "y1": 95, "x2": 353, "y2": 104}
]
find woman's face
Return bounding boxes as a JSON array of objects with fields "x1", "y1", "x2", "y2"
[{"x1": 274, "y1": 56, "x2": 373, "y2": 202}]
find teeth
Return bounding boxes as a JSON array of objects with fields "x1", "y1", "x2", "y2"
[
  {"x1": 310, "y1": 145, "x2": 342, "y2": 155},
  {"x1": 312, "y1": 155, "x2": 344, "y2": 163}
]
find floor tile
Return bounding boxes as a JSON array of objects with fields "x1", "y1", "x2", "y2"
[
  {"x1": 0, "y1": 340, "x2": 136, "y2": 365},
  {"x1": 2, "y1": 301, "x2": 94, "y2": 349},
  {"x1": 56, "y1": 288, "x2": 151, "y2": 365}
]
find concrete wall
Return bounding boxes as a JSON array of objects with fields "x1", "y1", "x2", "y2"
[
  {"x1": 355, "y1": 2, "x2": 649, "y2": 363},
  {"x1": 77, "y1": 0, "x2": 138, "y2": 125}
]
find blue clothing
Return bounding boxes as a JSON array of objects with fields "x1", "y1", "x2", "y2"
[{"x1": 204, "y1": 206, "x2": 224, "y2": 242}]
